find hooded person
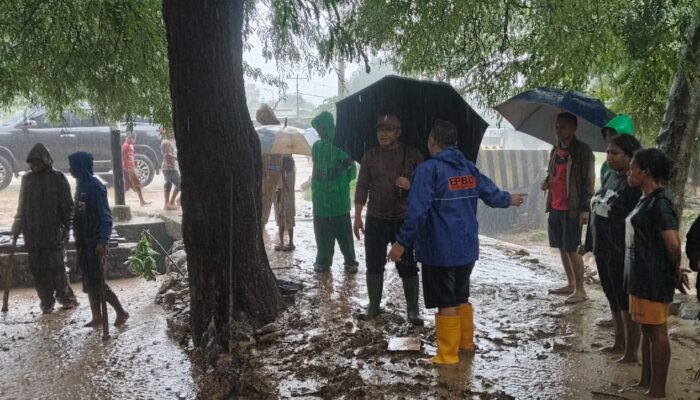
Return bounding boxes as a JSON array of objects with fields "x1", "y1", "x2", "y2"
[
  {"x1": 600, "y1": 114, "x2": 634, "y2": 179},
  {"x1": 69, "y1": 151, "x2": 129, "y2": 327},
  {"x1": 12, "y1": 143, "x2": 77, "y2": 313},
  {"x1": 310, "y1": 111, "x2": 359, "y2": 272}
]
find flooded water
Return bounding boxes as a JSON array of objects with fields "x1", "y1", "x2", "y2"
[{"x1": 0, "y1": 278, "x2": 196, "y2": 400}]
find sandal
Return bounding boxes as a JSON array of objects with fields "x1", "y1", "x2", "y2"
[
  {"x1": 283, "y1": 244, "x2": 296, "y2": 252},
  {"x1": 274, "y1": 244, "x2": 284, "y2": 251}
]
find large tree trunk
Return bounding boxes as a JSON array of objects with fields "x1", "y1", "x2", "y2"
[
  {"x1": 657, "y1": 18, "x2": 700, "y2": 215},
  {"x1": 162, "y1": 0, "x2": 281, "y2": 350}
]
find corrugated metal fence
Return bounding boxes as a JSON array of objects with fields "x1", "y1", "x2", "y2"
[{"x1": 475, "y1": 149, "x2": 551, "y2": 235}]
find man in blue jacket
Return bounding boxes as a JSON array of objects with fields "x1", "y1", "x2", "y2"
[
  {"x1": 388, "y1": 120, "x2": 525, "y2": 364},
  {"x1": 69, "y1": 152, "x2": 129, "y2": 328}
]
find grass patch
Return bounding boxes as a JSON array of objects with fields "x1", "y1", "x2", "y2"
[{"x1": 529, "y1": 231, "x2": 548, "y2": 242}]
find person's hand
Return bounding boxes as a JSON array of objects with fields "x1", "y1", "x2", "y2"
[
  {"x1": 579, "y1": 212, "x2": 589, "y2": 226},
  {"x1": 677, "y1": 268, "x2": 690, "y2": 294},
  {"x1": 541, "y1": 179, "x2": 550, "y2": 191},
  {"x1": 387, "y1": 243, "x2": 405, "y2": 263},
  {"x1": 511, "y1": 193, "x2": 527, "y2": 207},
  {"x1": 95, "y1": 243, "x2": 108, "y2": 259},
  {"x1": 62, "y1": 230, "x2": 70, "y2": 244},
  {"x1": 395, "y1": 177, "x2": 411, "y2": 190},
  {"x1": 353, "y1": 216, "x2": 365, "y2": 240}
]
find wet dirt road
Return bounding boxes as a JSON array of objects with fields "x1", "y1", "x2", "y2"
[
  {"x1": 0, "y1": 278, "x2": 196, "y2": 400},
  {"x1": 262, "y1": 233, "x2": 700, "y2": 400}
]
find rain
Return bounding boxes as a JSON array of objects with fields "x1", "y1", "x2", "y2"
[{"x1": 1, "y1": 3, "x2": 700, "y2": 400}]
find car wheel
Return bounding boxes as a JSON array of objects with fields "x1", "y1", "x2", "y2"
[
  {"x1": 0, "y1": 156, "x2": 13, "y2": 191},
  {"x1": 134, "y1": 153, "x2": 155, "y2": 187}
]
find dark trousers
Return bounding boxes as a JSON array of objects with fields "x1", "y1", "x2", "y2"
[
  {"x1": 28, "y1": 248, "x2": 75, "y2": 310},
  {"x1": 365, "y1": 215, "x2": 418, "y2": 277},
  {"x1": 313, "y1": 213, "x2": 356, "y2": 267}
]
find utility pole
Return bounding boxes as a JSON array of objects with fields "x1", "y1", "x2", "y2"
[
  {"x1": 287, "y1": 75, "x2": 304, "y2": 122},
  {"x1": 337, "y1": 56, "x2": 347, "y2": 97}
]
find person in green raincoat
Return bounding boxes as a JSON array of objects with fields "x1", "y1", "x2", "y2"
[
  {"x1": 600, "y1": 114, "x2": 634, "y2": 179},
  {"x1": 310, "y1": 112, "x2": 359, "y2": 273}
]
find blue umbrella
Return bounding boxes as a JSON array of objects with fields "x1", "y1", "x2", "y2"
[
  {"x1": 256, "y1": 125, "x2": 312, "y2": 156},
  {"x1": 494, "y1": 88, "x2": 615, "y2": 151}
]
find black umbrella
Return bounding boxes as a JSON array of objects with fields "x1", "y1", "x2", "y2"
[{"x1": 335, "y1": 75, "x2": 488, "y2": 162}]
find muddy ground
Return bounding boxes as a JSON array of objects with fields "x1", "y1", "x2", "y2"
[{"x1": 1, "y1": 157, "x2": 699, "y2": 399}]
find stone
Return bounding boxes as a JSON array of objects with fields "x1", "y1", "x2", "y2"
[
  {"x1": 167, "y1": 249, "x2": 188, "y2": 274},
  {"x1": 112, "y1": 205, "x2": 132, "y2": 221},
  {"x1": 679, "y1": 302, "x2": 700, "y2": 320}
]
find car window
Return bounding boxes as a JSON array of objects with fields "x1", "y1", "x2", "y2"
[
  {"x1": 68, "y1": 112, "x2": 97, "y2": 127},
  {"x1": 32, "y1": 113, "x2": 68, "y2": 129}
]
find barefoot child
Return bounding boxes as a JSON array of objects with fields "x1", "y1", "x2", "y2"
[
  {"x1": 160, "y1": 128, "x2": 181, "y2": 210},
  {"x1": 122, "y1": 131, "x2": 151, "y2": 207}
]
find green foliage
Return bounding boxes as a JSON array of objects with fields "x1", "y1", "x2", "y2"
[
  {"x1": 0, "y1": 0, "x2": 288, "y2": 126},
  {"x1": 0, "y1": 0, "x2": 170, "y2": 124},
  {"x1": 126, "y1": 231, "x2": 159, "y2": 281},
  {"x1": 329, "y1": 0, "x2": 699, "y2": 145}
]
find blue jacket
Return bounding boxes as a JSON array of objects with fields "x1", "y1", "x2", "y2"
[
  {"x1": 68, "y1": 152, "x2": 113, "y2": 246},
  {"x1": 396, "y1": 147, "x2": 511, "y2": 267}
]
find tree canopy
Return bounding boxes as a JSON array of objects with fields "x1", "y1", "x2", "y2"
[{"x1": 324, "y1": 0, "x2": 698, "y2": 144}]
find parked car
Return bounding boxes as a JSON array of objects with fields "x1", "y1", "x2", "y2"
[{"x1": 0, "y1": 109, "x2": 162, "y2": 190}]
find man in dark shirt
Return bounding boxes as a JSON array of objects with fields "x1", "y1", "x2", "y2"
[{"x1": 354, "y1": 114, "x2": 424, "y2": 325}]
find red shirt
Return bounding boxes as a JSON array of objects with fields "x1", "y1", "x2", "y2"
[
  {"x1": 550, "y1": 147, "x2": 569, "y2": 211},
  {"x1": 121, "y1": 142, "x2": 135, "y2": 171}
]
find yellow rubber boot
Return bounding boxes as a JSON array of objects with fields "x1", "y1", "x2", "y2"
[
  {"x1": 432, "y1": 314, "x2": 460, "y2": 365},
  {"x1": 458, "y1": 303, "x2": 474, "y2": 351}
]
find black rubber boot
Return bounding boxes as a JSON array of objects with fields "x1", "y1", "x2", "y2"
[
  {"x1": 402, "y1": 275, "x2": 424, "y2": 326},
  {"x1": 358, "y1": 273, "x2": 383, "y2": 320}
]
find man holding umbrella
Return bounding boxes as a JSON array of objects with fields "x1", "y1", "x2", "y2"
[
  {"x1": 354, "y1": 114, "x2": 425, "y2": 325},
  {"x1": 542, "y1": 112, "x2": 595, "y2": 304}
]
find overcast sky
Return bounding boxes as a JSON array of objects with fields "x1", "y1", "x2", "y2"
[{"x1": 242, "y1": 36, "x2": 362, "y2": 106}]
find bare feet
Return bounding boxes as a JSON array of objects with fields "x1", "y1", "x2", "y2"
[
  {"x1": 564, "y1": 292, "x2": 588, "y2": 304},
  {"x1": 140, "y1": 201, "x2": 152, "y2": 207},
  {"x1": 616, "y1": 354, "x2": 638, "y2": 364},
  {"x1": 548, "y1": 286, "x2": 574, "y2": 295},
  {"x1": 164, "y1": 204, "x2": 178, "y2": 211},
  {"x1": 84, "y1": 319, "x2": 102, "y2": 328},
  {"x1": 114, "y1": 312, "x2": 129, "y2": 326}
]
